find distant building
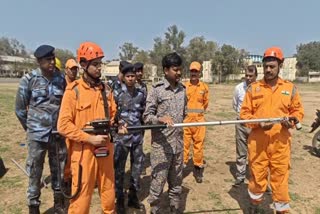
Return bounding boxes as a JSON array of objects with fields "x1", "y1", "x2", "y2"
[
  {"x1": 308, "y1": 71, "x2": 320, "y2": 82},
  {"x1": 244, "y1": 55, "x2": 297, "y2": 81},
  {"x1": 0, "y1": 55, "x2": 36, "y2": 77},
  {"x1": 281, "y1": 57, "x2": 297, "y2": 81},
  {"x1": 101, "y1": 60, "x2": 121, "y2": 81},
  {"x1": 101, "y1": 60, "x2": 158, "y2": 83},
  {"x1": 202, "y1": 61, "x2": 213, "y2": 83}
]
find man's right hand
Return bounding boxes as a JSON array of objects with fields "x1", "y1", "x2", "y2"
[
  {"x1": 87, "y1": 135, "x2": 109, "y2": 146},
  {"x1": 260, "y1": 122, "x2": 274, "y2": 130},
  {"x1": 158, "y1": 116, "x2": 174, "y2": 127}
]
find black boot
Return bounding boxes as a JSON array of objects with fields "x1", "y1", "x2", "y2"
[
  {"x1": 193, "y1": 166, "x2": 204, "y2": 183},
  {"x1": 54, "y1": 191, "x2": 67, "y2": 214},
  {"x1": 128, "y1": 189, "x2": 144, "y2": 209},
  {"x1": 170, "y1": 205, "x2": 182, "y2": 214},
  {"x1": 63, "y1": 179, "x2": 72, "y2": 209},
  {"x1": 248, "y1": 203, "x2": 264, "y2": 214},
  {"x1": 28, "y1": 205, "x2": 40, "y2": 214},
  {"x1": 116, "y1": 197, "x2": 126, "y2": 214}
]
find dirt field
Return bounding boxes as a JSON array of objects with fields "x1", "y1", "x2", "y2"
[{"x1": 0, "y1": 81, "x2": 319, "y2": 214}]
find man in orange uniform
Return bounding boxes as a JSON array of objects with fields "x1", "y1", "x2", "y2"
[
  {"x1": 65, "y1": 59, "x2": 79, "y2": 85},
  {"x1": 240, "y1": 47, "x2": 304, "y2": 213},
  {"x1": 58, "y1": 42, "x2": 125, "y2": 214},
  {"x1": 183, "y1": 61, "x2": 209, "y2": 183},
  {"x1": 63, "y1": 58, "x2": 80, "y2": 199}
]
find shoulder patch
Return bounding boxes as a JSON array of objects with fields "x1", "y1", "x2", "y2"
[
  {"x1": 152, "y1": 81, "x2": 164, "y2": 88},
  {"x1": 25, "y1": 71, "x2": 36, "y2": 80}
]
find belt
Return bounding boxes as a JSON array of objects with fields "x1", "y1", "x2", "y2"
[{"x1": 187, "y1": 109, "x2": 204, "y2": 113}]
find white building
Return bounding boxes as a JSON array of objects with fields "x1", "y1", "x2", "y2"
[{"x1": 0, "y1": 55, "x2": 36, "y2": 77}]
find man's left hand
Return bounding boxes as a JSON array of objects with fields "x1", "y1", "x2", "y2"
[{"x1": 118, "y1": 123, "x2": 128, "y2": 134}]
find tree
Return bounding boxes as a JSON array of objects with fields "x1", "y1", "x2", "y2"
[
  {"x1": 149, "y1": 37, "x2": 171, "y2": 76},
  {"x1": 132, "y1": 50, "x2": 150, "y2": 64},
  {"x1": 119, "y1": 42, "x2": 139, "y2": 61},
  {"x1": 186, "y1": 36, "x2": 218, "y2": 64},
  {"x1": 296, "y1": 41, "x2": 320, "y2": 76},
  {"x1": 164, "y1": 25, "x2": 186, "y2": 54},
  {"x1": 55, "y1": 48, "x2": 75, "y2": 68},
  {"x1": 0, "y1": 37, "x2": 28, "y2": 57},
  {"x1": 149, "y1": 25, "x2": 187, "y2": 77},
  {"x1": 211, "y1": 44, "x2": 248, "y2": 82}
]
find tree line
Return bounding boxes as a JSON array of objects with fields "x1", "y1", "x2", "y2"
[
  {"x1": 120, "y1": 25, "x2": 320, "y2": 78},
  {"x1": 1, "y1": 26, "x2": 320, "y2": 79}
]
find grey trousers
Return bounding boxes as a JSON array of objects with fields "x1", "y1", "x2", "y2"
[
  {"x1": 235, "y1": 123, "x2": 250, "y2": 180},
  {"x1": 148, "y1": 148, "x2": 183, "y2": 212},
  {"x1": 26, "y1": 136, "x2": 66, "y2": 206}
]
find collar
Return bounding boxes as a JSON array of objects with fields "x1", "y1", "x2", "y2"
[
  {"x1": 186, "y1": 80, "x2": 200, "y2": 87},
  {"x1": 260, "y1": 77, "x2": 284, "y2": 87},
  {"x1": 163, "y1": 78, "x2": 184, "y2": 91},
  {"x1": 79, "y1": 77, "x2": 103, "y2": 90}
]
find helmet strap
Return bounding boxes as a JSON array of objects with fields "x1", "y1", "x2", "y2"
[{"x1": 83, "y1": 61, "x2": 101, "y2": 87}]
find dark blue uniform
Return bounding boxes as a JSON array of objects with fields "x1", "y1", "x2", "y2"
[
  {"x1": 15, "y1": 69, "x2": 66, "y2": 206},
  {"x1": 114, "y1": 83, "x2": 146, "y2": 201}
]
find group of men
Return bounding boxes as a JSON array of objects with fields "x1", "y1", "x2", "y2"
[
  {"x1": 15, "y1": 42, "x2": 209, "y2": 214},
  {"x1": 14, "y1": 42, "x2": 303, "y2": 214}
]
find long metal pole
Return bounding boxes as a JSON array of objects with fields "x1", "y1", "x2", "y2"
[
  {"x1": 52, "y1": 117, "x2": 300, "y2": 134},
  {"x1": 171, "y1": 118, "x2": 285, "y2": 128}
]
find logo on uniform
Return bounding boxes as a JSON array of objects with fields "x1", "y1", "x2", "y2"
[
  {"x1": 281, "y1": 90, "x2": 290, "y2": 96},
  {"x1": 255, "y1": 87, "x2": 261, "y2": 92}
]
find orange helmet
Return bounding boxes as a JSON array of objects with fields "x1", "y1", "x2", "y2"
[
  {"x1": 263, "y1": 46, "x2": 284, "y2": 62},
  {"x1": 77, "y1": 42, "x2": 104, "y2": 62}
]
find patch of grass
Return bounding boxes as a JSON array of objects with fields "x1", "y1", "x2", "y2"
[
  {"x1": 213, "y1": 111, "x2": 236, "y2": 119},
  {"x1": 208, "y1": 191, "x2": 223, "y2": 208},
  {"x1": 8, "y1": 204, "x2": 24, "y2": 214},
  {"x1": 315, "y1": 207, "x2": 320, "y2": 214},
  {"x1": 0, "y1": 92, "x2": 16, "y2": 113},
  {"x1": 289, "y1": 192, "x2": 302, "y2": 202},
  {"x1": 0, "y1": 145, "x2": 10, "y2": 153},
  {"x1": 288, "y1": 179, "x2": 294, "y2": 185},
  {"x1": 224, "y1": 178, "x2": 234, "y2": 183},
  {"x1": 0, "y1": 176, "x2": 24, "y2": 189},
  {"x1": 207, "y1": 126, "x2": 215, "y2": 131}
]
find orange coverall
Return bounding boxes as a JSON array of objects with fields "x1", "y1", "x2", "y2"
[
  {"x1": 58, "y1": 78, "x2": 116, "y2": 214},
  {"x1": 64, "y1": 76, "x2": 74, "y2": 181},
  {"x1": 183, "y1": 81, "x2": 209, "y2": 167},
  {"x1": 240, "y1": 78, "x2": 304, "y2": 205}
]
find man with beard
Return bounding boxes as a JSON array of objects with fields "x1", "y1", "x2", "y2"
[
  {"x1": 183, "y1": 61, "x2": 209, "y2": 183},
  {"x1": 57, "y1": 42, "x2": 126, "y2": 213},
  {"x1": 143, "y1": 52, "x2": 187, "y2": 214},
  {"x1": 113, "y1": 63, "x2": 146, "y2": 213},
  {"x1": 15, "y1": 45, "x2": 67, "y2": 214},
  {"x1": 232, "y1": 65, "x2": 257, "y2": 187},
  {"x1": 240, "y1": 47, "x2": 304, "y2": 213}
]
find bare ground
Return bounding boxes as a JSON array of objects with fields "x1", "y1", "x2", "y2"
[{"x1": 0, "y1": 82, "x2": 319, "y2": 214}]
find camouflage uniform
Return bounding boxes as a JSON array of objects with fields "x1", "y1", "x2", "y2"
[
  {"x1": 114, "y1": 83, "x2": 146, "y2": 200},
  {"x1": 107, "y1": 77, "x2": 122, "y2": 103},
  {"x1": 135, "y1": 80, "x2": 148, "y2": 102},
  {"x1": 135, "y1": 80, "x2": 148, "y2": 171},
  {"x1": 15, "y1": 69, "x2": 66, "y2": 206},
  {"x1": 143, "y1": 79, "x2": 187, "y2": 212}
]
